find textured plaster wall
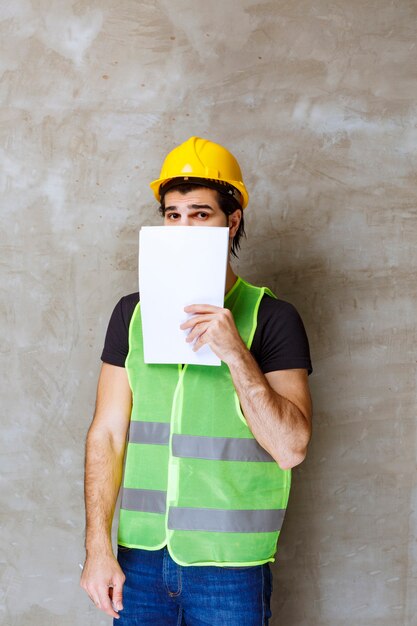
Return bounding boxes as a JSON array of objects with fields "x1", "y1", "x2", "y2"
[{"x1": 1, "y1": 1, "x2": 416, "y2": 625}]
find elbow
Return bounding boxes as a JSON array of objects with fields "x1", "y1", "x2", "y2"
[
  {"x1": 277, "y1": 449, "x2": 307, "y2": 470},
  {"x1": 86, "y1": 424, "x2": 127, "y2": 458},
  {"x1": 275, "y1": 440, "x2": 309, "y2": 470},
  {"x1": 277, "y1": 418, "x2": 312, "y2": 469}
]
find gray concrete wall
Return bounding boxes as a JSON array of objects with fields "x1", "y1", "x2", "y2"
[{"x1": 1, "y1": 1, "x2": 416, "y2": 624}]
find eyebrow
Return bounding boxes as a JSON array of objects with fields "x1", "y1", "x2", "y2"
[{"x1": 164, "y1": 203, "x2": 215, "y2": 211}]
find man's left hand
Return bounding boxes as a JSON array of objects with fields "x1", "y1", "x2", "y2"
[{"x1": 181, "y1": 304, "x2": 245, "y2": 364}]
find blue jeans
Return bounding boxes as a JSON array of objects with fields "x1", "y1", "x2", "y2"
[{"x1": 115, "y1": 546, "x2": 272, "y2": 625}]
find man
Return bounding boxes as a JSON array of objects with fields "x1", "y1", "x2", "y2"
[{"x1": 81, "y1": 136, "x2": 312, "y2": 625}]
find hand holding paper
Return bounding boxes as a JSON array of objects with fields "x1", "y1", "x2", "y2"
[
  {"x1": 139, "y1": 226, "x2": 229, "y2": 365},
  {"x1": 180, "y1": 304, "x2": 245, "y2": 365}
]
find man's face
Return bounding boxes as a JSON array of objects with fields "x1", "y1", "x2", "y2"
[{"x1": 162, "y1": 187, "x2": 228, "y2": 228}]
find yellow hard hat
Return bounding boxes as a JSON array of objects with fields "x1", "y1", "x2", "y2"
[{"x1": 150, "y1": 136, "x2": 249, "y2": 209}]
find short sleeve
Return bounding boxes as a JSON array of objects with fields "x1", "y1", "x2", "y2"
[
  {"x1": 250, "y1": 295, "x2": 312, "y2": 375},
  {"x1": 101, "y1": 292, "x2": 139, "y2": 367}
]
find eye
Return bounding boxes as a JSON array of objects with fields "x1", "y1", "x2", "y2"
[
  {"x1": 166, "y1": 212, "x2": 180, "y2": 220},
  {"x1": 196, "y1": 211, "x2": 209, "y2": 219}
]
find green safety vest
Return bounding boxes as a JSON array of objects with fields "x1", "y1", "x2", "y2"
[{"x1": 118, "y1": 277, "x2": 291, "y2": 566}]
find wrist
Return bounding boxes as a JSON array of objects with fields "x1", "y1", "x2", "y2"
[
  {"x1": 224, "y1": 339, "x2": 248, "y2": 368},
  {"x1": 85, "y1": 535, "x2": 113, "y2": 557}
]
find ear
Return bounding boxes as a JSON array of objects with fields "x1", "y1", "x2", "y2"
[{"x1": 228, "y1": 209, "x2": 242, "y2": 239}]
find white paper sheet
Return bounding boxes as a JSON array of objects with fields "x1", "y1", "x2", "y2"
[{"x1": 138, "y1": 226, "x2": 229, "y2": 366}]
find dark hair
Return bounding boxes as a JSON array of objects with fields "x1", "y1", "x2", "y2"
[{"x1": 158, "y1": 183, "x2": 246, "y2": 258}]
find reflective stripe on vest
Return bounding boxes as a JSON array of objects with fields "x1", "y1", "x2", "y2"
[
  {"x1": 129, "y1": 421, "x2": 170, "y2": 445},
  {"x1": 121, "y1": 487, "x2": 166, "y2": 514},
  {"x1": 120, "y1": 491, "x2": 285, "y2": 533},
  {"x1": 172, "y1": 434, "x2": 275, "y2": 462},
  {"x1": 168, "y1": 506, "x2": 286, "y2": 534},
  {"x1": 129, "y1": 424, "x2": 274, "y2": 463}
]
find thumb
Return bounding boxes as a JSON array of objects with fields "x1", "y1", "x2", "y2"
[{"x1": 111, "y1": 584, "x2": 124, "y2": 612}]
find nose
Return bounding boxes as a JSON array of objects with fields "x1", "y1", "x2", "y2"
[{"x1": 179, "y1": 215, "x2": 192, "y2": 226}]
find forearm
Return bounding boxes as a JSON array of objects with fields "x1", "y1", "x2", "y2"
[
  {"x1": 227, "y1": 344, "x2": 311, "y2": 469},
  {"x1": 84, "y1": 427, "x2": 125, "y2": 555}
]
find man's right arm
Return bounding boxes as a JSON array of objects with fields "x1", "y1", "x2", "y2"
[{"x1": 80, "y1": 363, "x2": 132, "y2": 620}]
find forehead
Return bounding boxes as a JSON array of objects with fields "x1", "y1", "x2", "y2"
[{"x1": 163, "y1": 187, "x2": 220, "y2": 209}]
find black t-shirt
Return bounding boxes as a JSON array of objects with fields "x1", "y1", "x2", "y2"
[{"x1": 101, "y1": 292, "x2": 312, "y2": 375}]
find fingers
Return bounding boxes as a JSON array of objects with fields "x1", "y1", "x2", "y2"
[
  {"x1": 180, "y1": 314, "x2": 215, "y2": 331},
  {"x1": 184, "y1": 304, "x2": 221, "y2": 314},
  {"x1": 111, "y1": 583, "x2": 124, "y2": 613},
  {"x1": 84, "y1": 587, "x2": 116, "y2": 619},
  {"x1": 180, "y1": 306, "x2": 236, "y2": 357},
  {"x1": 184, "y1": 322, "x2": 210, "y2": 345},
  {"x1": 85, "y1": 583, "x2": 122, "y2": 619},
  {"x1": 192, "y1": 334, "x2": 209, "y2": 353},
  {"x1": 81, "y1": 570, "x2": 125, "y2": 620},
  {"x1": 181, "y1": 309, "x2": 232, "y2": 332},
  {"x1": 87, "y1": 592, "x2": 100, "y2": 609},
  {"x1": 93, "y1": 586, "x2": 119, "y2": 619}
]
